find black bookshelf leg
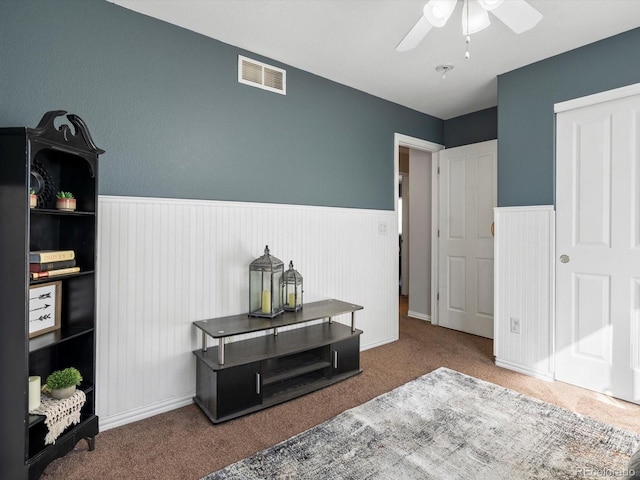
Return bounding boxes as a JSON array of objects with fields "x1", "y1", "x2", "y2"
[{"x1": 85, "y1": 436, "x2": 96, "y2": 451}]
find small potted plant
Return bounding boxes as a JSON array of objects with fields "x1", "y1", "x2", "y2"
[
  {"x1": 29, "y1": 188, "x2": 37, "y2": 208},
  {"x1": 45, "y1": 367, "x2": 83, "y2": 399},
  {"x1": 56, "y1": 191, "x2": 76, "y2": 211}
]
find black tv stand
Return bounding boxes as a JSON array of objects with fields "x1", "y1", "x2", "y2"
[{"x1": 192, "y1": 299, "x2": 363, "y2": 423}]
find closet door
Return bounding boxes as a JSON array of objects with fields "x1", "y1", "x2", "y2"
[{"x1": 555, "y1": 91, "x2": 640, "y2": 403}]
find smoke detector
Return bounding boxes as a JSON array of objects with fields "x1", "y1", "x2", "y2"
[{"x1": 436, "y1": 64, "x2": 454, "y2": 79}]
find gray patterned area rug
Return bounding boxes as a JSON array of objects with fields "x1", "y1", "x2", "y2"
[{"x1": 203, "y1": 367, "x2": 640, "y2": 479}]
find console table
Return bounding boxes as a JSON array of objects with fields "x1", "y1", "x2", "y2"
[{"x1": 192, "y1": 299, "x2": 363, "y2": 423}]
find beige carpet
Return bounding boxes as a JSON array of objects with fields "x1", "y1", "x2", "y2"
[{"x1": 41, "y1": 297, "x2": 640, "y2": 479}]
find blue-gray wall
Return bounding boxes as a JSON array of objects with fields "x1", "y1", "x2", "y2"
[
  {"x1": 0, "y1": 0, "x2": 443, "y2": 211},
  {"x1": 498, "y1": 27, "x2": 640, "y2": 207},
  {"x1": 444, "y1": 107, "x2": 497, "y2": 149}
]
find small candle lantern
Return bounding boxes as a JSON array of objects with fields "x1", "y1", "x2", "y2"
[
  {"x1": 249, "y1": 245, "x2": 284, "y2": 318},
  {"x1": 282, "y1": 261, "x2": 303, "y2": 312}
]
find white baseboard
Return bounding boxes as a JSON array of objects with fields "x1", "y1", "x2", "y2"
[
  {"x1": 495, "y1": 358, "x2": 554, "y2": 382},
  {"x1": 361, "y1": 335, "x2": 399, "y2": 351},
  {"x1": 408, "y1": 311, "x2": 431, "y2": 322},
  {"x1": 99, "y1": 394, "x2": 195, "y2": 431}
]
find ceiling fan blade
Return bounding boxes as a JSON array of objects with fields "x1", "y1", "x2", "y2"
[
  {"x1": 491, "y1": 0, "x2": 542, "y2": 34},
  {"x1": 396, "y1": 15, "x2": 433, "y2": 52}
]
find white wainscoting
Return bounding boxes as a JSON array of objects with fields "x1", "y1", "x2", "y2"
[
  {"x1": 96, "y1": 196, "x2": 398, "y2": 430},
  {"x1": 493, "y1": 206, "x2": 555, "y2": 380}
]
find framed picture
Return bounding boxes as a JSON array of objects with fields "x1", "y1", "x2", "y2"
[{"x1": 29, "y1": 281, "x2": 62, "y2": 338}]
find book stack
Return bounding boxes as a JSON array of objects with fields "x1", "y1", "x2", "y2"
[{"x1": 29, "y1": 250, "x2": 80, "y2": 280}]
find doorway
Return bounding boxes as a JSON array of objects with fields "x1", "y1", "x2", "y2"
[
  {"x1": 399, "y1": 169, "x2": 407, "y2": 296},
  {"x1": 394, "y1": 134, "x2": 497, "y2": 337},
  {"x1": 394, "y1": 134, "x2": 442, "y2": 323}
]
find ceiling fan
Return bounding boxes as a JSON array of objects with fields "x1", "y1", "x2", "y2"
[{"x1": 396, "y1": 0, "x2": 543, "y2": 56}]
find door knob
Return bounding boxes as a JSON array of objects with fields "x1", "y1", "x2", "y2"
[{"x1": 560, "y1": 254, "x2": 570, "y2": 263}]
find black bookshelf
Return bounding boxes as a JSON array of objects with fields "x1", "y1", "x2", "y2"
[{"x1": 0, "y1": 111, "x2": 103, "y2": 479}]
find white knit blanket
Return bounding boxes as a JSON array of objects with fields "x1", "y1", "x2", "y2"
[{"x1": 30, "y1": 390, "x2": 86, "y2": 445}]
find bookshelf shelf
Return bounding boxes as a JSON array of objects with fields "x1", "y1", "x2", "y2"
[
  {"x1": 29, "y1": 270, "x2": 94, "y2": 285},
  {"x1": 0, "y1": 111, "x2": 103, "y2": 479},
  {"x1": 30, "y1": 208, "x2": 96, "y2": 216},
  {"x1": 29, "y1": 326, "x2": 95, "y2": 353}
]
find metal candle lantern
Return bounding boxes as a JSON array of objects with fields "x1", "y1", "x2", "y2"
[
  {"x1": 249, "y1": 245, "x2": 284, "y2": 318},
  {"x1": 282, "y1": 261, "x2": 303, "y2": 312}
]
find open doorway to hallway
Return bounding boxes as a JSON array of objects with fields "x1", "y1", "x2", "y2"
[
  {"x1": 397, "y1": 145, "x2": 433, "y2": 322},
  {"x1": 398, "y1": 156, "x2": 407, "y2": 297}
]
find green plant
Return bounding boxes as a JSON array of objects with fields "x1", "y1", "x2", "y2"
[
  {"x1": 45, "y1": 367, "x2": 82, "y2": 390},
  {"x1": 29, "y1": 188, "x2": 36, "y2": 195},
  {"x1": 56, "y1": 191, "x2": 74, "y2": 199}
]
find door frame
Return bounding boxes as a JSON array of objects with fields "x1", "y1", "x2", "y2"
[
  {"x1": 394, "y1": 133, "x2": 444, "y2": 324},
  {"x1": 554, "y1": 82, "x2": 640, "y2": 114}
]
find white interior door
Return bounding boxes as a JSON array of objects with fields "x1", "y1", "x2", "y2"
[
  {"x1": 555, "y1": 92, "x2": 640, "y2": 403},
  {"x1": 438, "y1": 140, "x2": 496, "y2": 338}
]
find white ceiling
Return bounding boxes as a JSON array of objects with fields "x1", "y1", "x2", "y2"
[{"x1": 108, "y1": 0, "x2": 640, "y2": 120}]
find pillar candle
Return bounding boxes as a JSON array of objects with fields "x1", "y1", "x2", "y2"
[
  {"x1": 261, "y1": 290, "x2": 271, "y2": 314},
  {"x1": 28, "y1": 376, "x2": 41, "y2": 411},
  {"x1": 289, "y1": 293, "x2": 296, "y2": 307}
]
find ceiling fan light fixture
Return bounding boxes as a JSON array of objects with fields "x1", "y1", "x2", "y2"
[
  {"x1": 462, "y1": 0, "x2": 491, "y2": 35},
  {"x1": 476, "y1": 0, "x2": 504, "y2": 11},
  {"x1": 423, "y1": 0, "x2": 457, "y2": 28},
  {"x1": 396, "y1": 0, "x2": 542, "y2": 55}
]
